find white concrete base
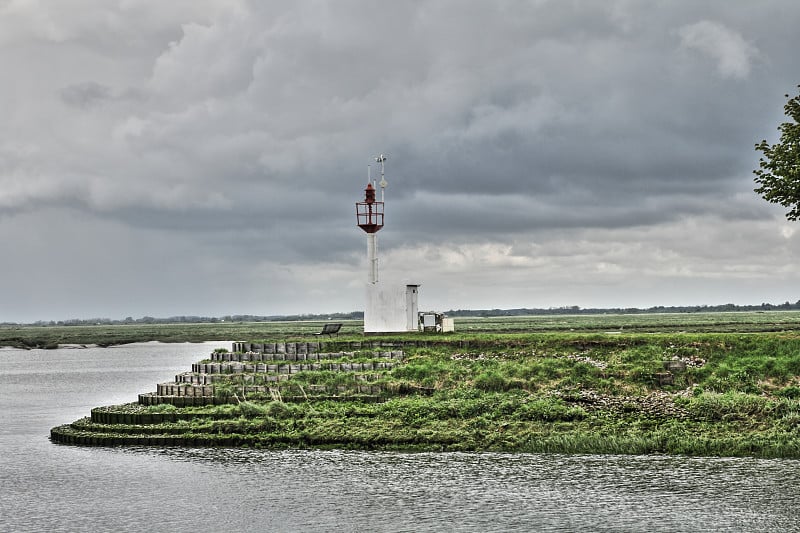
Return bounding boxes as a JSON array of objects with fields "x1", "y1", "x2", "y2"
[{"x1": 364, "y1": 283, "x2": 419, "y2": 333}]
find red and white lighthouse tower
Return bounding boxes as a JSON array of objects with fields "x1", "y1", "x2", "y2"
[
  {"x1": 356, "y1": 155, "x2": 420, "y2": 333},
  {"x1": 355, "y1": 155, "x2": 387, "y2": 284}
]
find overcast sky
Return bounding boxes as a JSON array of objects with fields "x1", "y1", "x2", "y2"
[{"x1": 1, "y1": 1, "x2": 799, "y2": 322}]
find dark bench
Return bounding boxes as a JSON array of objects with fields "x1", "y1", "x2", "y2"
[{"x1": 315, "y1": 323, "x2": 342, "y2": 337}]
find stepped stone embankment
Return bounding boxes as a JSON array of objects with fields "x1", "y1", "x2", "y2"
[
  {"x1": 51, "y1": 340, "x2": 413, "y2": 445},
  {"x1": 132, "y1": 343, "x2": 406, "y2": 407}
]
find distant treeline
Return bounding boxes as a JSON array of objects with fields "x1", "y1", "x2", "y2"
[
  {"x1": 444, "y1": 301, "x2": 800, "y2": 317},
  {"x1": 6, "y1": 312, "x2": 364, "y2": 328},
  {"x1": 3, "y1": 301, "x2": 799, "y2": 327}
]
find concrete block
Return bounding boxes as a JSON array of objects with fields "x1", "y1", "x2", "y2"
[{"x1": 664, "y1": 360, "x2": 687, "y2": 372}]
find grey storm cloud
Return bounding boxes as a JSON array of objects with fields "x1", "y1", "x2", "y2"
[
  {"x1": 59, "y1": 82, "x2": 113, "y2": 108},
  {"x1": 0, "y1": 0, "x2": 798, "y2": 322}
]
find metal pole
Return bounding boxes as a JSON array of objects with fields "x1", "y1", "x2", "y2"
[{"x1": 367, "y1": 233, "x2": 378, "y2": 284}]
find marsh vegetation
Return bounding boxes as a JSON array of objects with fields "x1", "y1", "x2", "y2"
[{"x1": 50, "y1": 319, "x2": 800, "y2": 457}]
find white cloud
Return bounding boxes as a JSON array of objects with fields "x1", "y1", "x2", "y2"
[
  {"x1": 678, "y1": 20, "x2": 758, "y2": 79},
  {"x1": 375, "y1": 213, "x2": 800, "y2": 311}
]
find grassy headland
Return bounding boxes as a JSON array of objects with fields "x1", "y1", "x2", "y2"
[{"x1": 49, "y1": 320, "x2": 800, "y2": 457}]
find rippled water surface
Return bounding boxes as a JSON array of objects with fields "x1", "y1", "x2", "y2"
[{"x1": 1, "y1": 343, "x2": 799, "y2": 532}]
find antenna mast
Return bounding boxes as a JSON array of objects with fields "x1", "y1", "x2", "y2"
[{"x1": 376, "y1": 154, "x2": 387, "y2": 202}]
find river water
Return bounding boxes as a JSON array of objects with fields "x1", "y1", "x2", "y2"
[{"x1": 1, "y1": 342, "x2": 799, "y2": 532}]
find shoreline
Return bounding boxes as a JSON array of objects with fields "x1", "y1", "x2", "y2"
[{"x1": 50, "y1": 331, "x2": 800, "y2": 458}]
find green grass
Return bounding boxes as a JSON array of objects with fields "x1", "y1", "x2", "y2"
[
  {"x1": 49, "y1": 328, "x2": 800, "y2": 457},
  {"x1": 0, "y1": 320, "x2": 362, "y2": 349}
]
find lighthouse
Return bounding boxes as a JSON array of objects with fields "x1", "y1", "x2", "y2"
[
  {"x1": 356, "y1": 182, "x2": 383, "y2": 284},
  {"x1": 355, "y1": 155, "x2": 419, "y2": 333}
]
